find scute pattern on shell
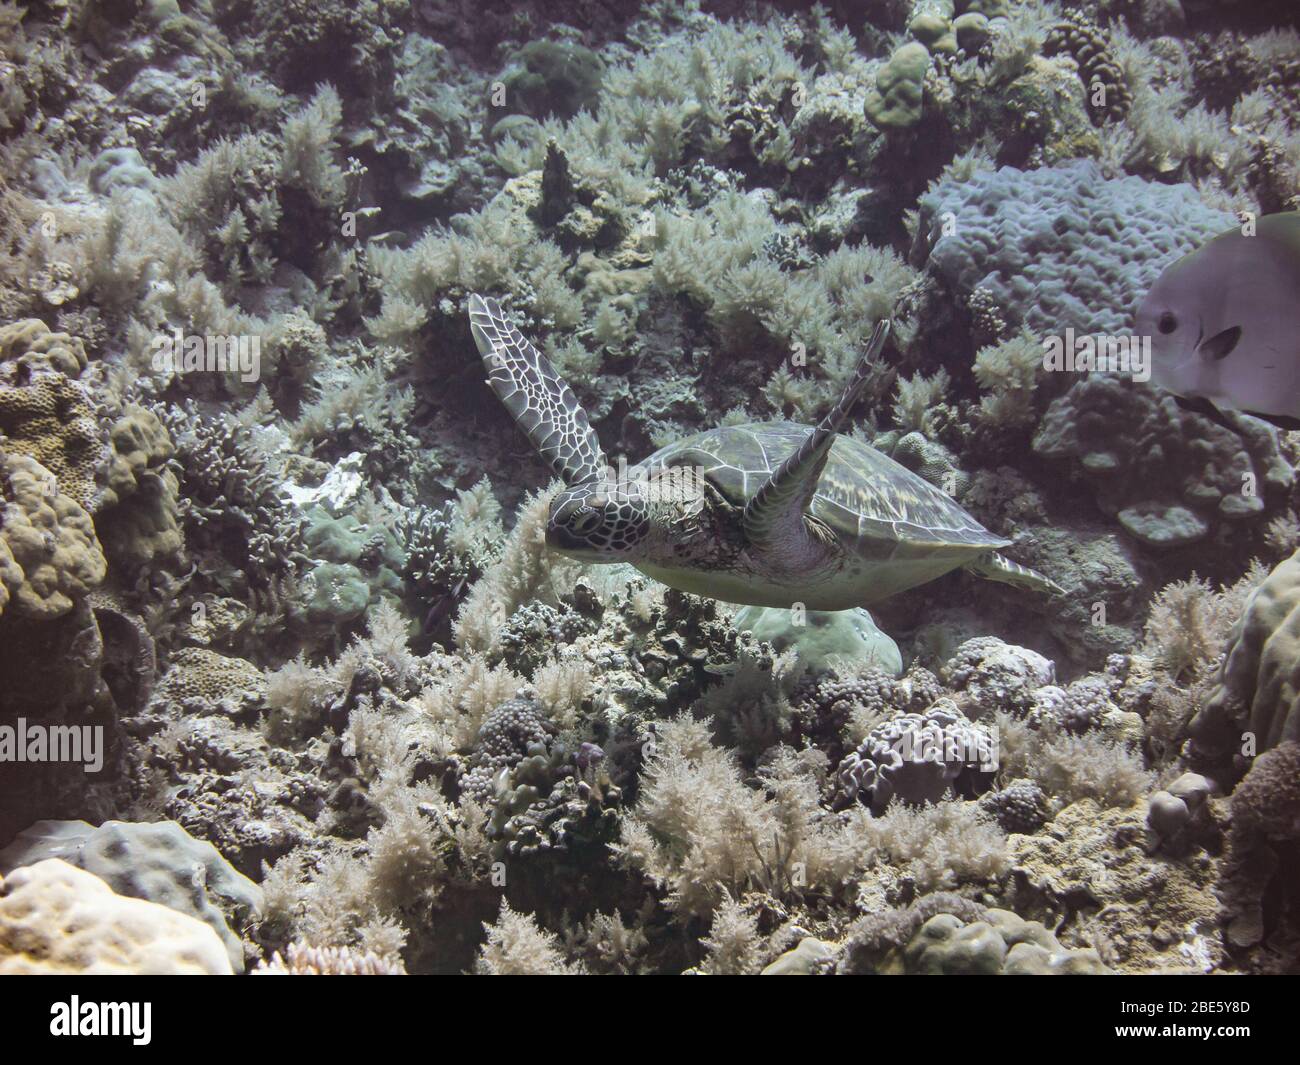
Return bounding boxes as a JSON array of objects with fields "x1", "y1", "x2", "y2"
[{"x1": 642, "y1": 421, "x2": 1007, "y2": 554}]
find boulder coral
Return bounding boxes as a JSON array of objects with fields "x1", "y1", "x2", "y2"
[
  {"x1": 0, "y1": 450, "x2": 106, "y2": 620},
  {"x1": 0, "y1": 819, "x2": 263, "y2": 974},
  {"x1": 1194, "y1": 550, "x2": 1300, "y2": 760},
  {"x1": 0, "y1": 318, "x2": 88, "y2": 380},
  {"x1": 1033, "y1": 374, "x2": 1292, "y2": 549},
  {"x1": 900, "y1": 909, "x2": 1111, "y2": 975},
  {"x1": 0, "y1": 358, "x2": 102, "y2": 510},
  {"x1": 96, "y1": 405, "x2": 183, "y2": 570},
  {"x1": 0, "y1": 859, "x2": 232, "y2": 975}
]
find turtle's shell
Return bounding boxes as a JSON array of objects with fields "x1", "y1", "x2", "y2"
[{"x1": 642, "y1": 422, "x2": 1006, "y2": 590}]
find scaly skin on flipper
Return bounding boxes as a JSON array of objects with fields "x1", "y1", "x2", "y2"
[
  {"x1": 964, "y1": 552, "x2": 1064, "y2": 596},
  {"x1": 468, "y1": 294, "x2": 607, "y2": 486},
  {"x1": 743, "y1": 319, "x2": 891, "y2": 553}
]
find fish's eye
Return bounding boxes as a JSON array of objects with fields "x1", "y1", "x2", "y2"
[{"x1": 1157, "y1": 311, "x2": 1178, "y2": 335}]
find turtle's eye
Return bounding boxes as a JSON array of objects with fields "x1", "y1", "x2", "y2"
[
  {"x1": 570, "y1": 510, "x2": 601, "y2": 535},
  {"x1": 1157, "y1": 311, "x2": 1178, "y2": 335}
]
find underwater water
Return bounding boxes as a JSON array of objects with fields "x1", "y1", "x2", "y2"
[{"x1": 0, "y1": 0, "x2": 1298, "y2": 985}]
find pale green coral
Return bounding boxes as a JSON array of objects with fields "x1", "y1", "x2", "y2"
[{"x1": 864, "y1": 42, "x2": 931, "y2": 131}]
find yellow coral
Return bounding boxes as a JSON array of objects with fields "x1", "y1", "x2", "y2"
[
  {"x1": 0, "y1": 370, "x2": 101, "y2": 509},
  {"x1": 0, "y1": 319, "x2": 88, "y2": 379},
  {"x1": 0, "y1": 451, "x2": 106, "y2": 620}
]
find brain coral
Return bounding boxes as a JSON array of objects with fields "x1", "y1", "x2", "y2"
[
  {"x1": 0, "y1": 859, "x2": 232, "y2": 975},
  {"x1": 0, "y1": 368, "x2": 102, "y2": 510},
  {"x1": 0, "y1": 451, "x2": 106, "y2": 620},
  {"x1": 151, "y1": 647, "x2": 266, "y2": 717},
  {"x1": 833, "y1": 699, "x2": 996, "y2": 812},
  {"x1": 914, "y1": 159, "x2": 1234, "y2": 335},
  {"x1": 0, "y1": 819, "x2": 263, "y2": 973},
  {"x1": 1194, "y1": 550, "x2": 1300, "y2": 760}
]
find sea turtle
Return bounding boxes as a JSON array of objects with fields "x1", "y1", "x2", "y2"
[{"x1": 468, "y1": 295, "x2": 1061, "y2": 610}]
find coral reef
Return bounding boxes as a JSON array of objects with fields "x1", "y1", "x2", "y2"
[{"x1": 0, "y1": 0, "x2": 1296, "y2": 980}]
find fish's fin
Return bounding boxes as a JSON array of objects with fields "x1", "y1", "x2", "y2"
[
  {"x1": 1198, "y1": 325, "x2": 1242, "y2": 361},
  {"x1": 1174, "y1": 393, "x2": 1238, "y2": 432}
]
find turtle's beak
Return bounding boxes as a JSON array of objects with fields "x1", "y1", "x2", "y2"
[
  {"x1": 546, "y1": 518, "x2": 613, "y2": 562},
  {"x1": 544, "y1": 521, "x2": 570, "y2": 551},
  {"x1": 546, "y1": 521, "x2": 595, "y2": 558}
]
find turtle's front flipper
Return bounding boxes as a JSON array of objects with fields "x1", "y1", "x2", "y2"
[
  {"x1": 965, "y1": 552, "x2": 1063, "y2": 596},
  {"x1": 744, "y1": 320, "x2": 890, "y2": 547},
  {"x1": 468, "y1": 294, "x2": 607, "y2": 486}
]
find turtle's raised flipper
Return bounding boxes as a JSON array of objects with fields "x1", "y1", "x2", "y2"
[
  {"x1": 965, "y1": 552, "x2": 1064, "y2": 596},
  {"x1": 468, "y1": 294, "x2": 607, "y2": 486},
  {"x1": 744, "y1": 320, "x2": 890, "y2": 548}
]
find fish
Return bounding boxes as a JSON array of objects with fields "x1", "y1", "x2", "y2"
[{"x1": 1136, "y1": 210, "x2": 1300, "y2": 431}]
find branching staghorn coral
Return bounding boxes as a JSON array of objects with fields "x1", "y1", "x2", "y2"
[
  {"x1": 397, "y1": 477, "x2": 504, "y2": 614},
  {"x1": 158, "y1": 402, "x2": 306, "y2": 588}
]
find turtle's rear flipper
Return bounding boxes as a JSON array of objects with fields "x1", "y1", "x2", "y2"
[
  {"x1": 468, "y1": 294, "x2": 608, "y2": 486},
  {"x1": 965, "y1": 552, "x2": 1063, "y2": 596}
]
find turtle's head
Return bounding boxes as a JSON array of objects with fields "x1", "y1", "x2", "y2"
[{"x1": 546, "y1": 481, "x2": 652, "y2": 562}]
